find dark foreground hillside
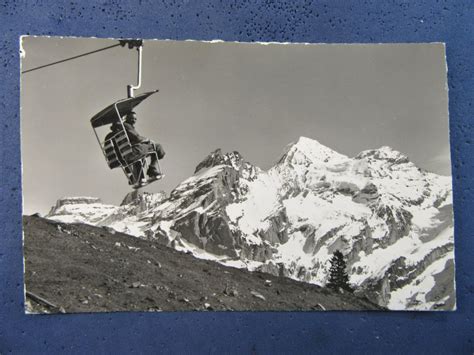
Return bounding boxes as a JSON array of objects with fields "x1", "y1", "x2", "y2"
[{"x1": 23, "y1": 216, "x2": 382, "y2": 313}]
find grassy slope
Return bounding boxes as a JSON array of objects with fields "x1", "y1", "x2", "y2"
[{"x1": 23, "y1": 216, "x2": 382, "y2": 313}]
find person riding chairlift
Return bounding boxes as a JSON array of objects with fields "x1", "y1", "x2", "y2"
[
  {"x1": 123, "y1": 111, "x2": 165, "y2": 180},
  {"x1": 106, "y1": 111, "x2": 165, "y2": 181}
]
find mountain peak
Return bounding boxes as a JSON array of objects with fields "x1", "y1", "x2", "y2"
[
  {"x1": 47, "y1": 196, "x2": 103, "y2": 216},
  {"x1": 120, "y1": 190, "x2": 167, "y2": 207},
  {"x1": 279, "y1": 136, "x2": 348, "y2": 165},
  {"x1": 194, "y1": 149, "x2": 251, "y2": 174},
  {"x1": 293, "y1": 136, "x2": 327, "y2": 149},
  {"x1": 355, "y1": 146, "x2": 410, "y2": 164}
]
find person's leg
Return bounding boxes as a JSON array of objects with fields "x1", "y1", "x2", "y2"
[
  {"x1": 147, "y1": 143, "x2": 164, "y2": 177},
  {"x1": 155, "y1": 143, "x2": 165, "y2": 159},
  {"x1": 130, "y1": 161, "x2": 144, "y2": 182},
  {"x1": 147, "y1": 157, "x2": 160, "y2": 176},
  {"x1": 124, "y1": 166, "x2": 135, "y2": 184}
]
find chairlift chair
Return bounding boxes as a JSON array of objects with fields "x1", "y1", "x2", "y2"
[
  {"x1": 90, "y1": 90, "x2": 163, "y2": 189},
  {"x1": 90, "y1": 40, "x2": 164, "y2": 189}
]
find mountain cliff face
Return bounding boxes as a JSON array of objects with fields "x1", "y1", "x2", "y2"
[{"x1": 47, "y1": 137, "x2": 455, "y2": 310}]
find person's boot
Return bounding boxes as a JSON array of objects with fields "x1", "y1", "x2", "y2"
[
  {"x1": 147, "y1": 160, "x2": 161, "y2": 178},
  {"x1": 147, "y1": 168, "x2": 161, "y2": 178},
  {"x1": 132, "y1": 162, "x2": 146, "y2": 183}
]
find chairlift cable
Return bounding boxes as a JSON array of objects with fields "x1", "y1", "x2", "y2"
[{"x1": 21, "y1": 43, "x2": 122, "y2": 74}]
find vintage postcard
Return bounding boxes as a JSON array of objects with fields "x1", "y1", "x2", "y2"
[{"x1": 21, "y1": 37, "x2": 455, "y2": 312}]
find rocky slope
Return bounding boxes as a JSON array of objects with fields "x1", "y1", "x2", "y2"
[
  {"x1": 24, "y1": 216, "x2": 381, "y2": 312},
  {"x1": 46, "y1": 137, "x2": 456, "y2": 310}
]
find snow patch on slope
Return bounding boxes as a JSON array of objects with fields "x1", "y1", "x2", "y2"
[{"x1": 387, "y1": 252, "x2": 454, "y2": 310}]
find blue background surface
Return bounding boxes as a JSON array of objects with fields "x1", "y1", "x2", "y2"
[{"x1": 1, "y1": 1, "x2": 473, "y2": 353}]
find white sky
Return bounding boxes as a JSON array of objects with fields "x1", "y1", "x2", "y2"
[{"x1": 21, "y1": 37, "x2": 451, "y2": 215}]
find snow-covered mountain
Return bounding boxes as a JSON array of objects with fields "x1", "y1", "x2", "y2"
[{"x1": 47, "y1": 137, "x2": 455, "y2": 310}]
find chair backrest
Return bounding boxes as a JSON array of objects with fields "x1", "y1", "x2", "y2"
[
  {"x1": 103, "y1": 128, "x2": 133, "y2": 169},
  {"x1": 103, "y1": 138, "x2": 120, "y2": 169}
]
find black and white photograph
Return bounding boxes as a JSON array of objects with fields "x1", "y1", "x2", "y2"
[{"x1": 21, "y1": 37, "x2": 455, "y2": 313}]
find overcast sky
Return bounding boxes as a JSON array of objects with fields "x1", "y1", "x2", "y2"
[{"x1": 21, "y1": 37, "x2": 451, "y2": 215}]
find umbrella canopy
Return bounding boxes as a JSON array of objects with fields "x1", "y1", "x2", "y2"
[{"x1": 90, "y1": 90, "x2": 159, "y2": 128}]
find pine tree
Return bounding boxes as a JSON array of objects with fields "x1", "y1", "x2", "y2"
[{"x1": 326, "y1": 250, "x2": 352, "y2": 292}]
